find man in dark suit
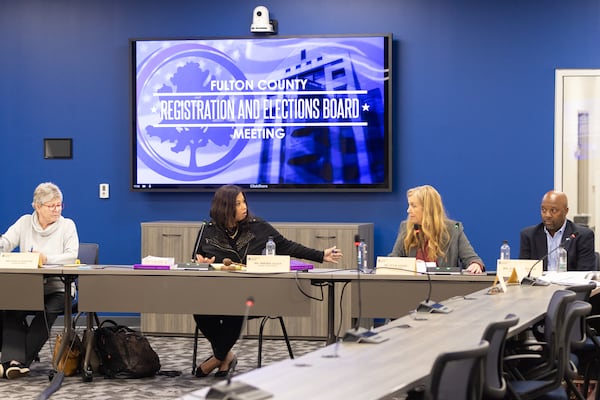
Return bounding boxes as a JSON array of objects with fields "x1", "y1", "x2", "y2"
[{"x1": 520, "y1": 190, "x2": 595, "y2": 271}]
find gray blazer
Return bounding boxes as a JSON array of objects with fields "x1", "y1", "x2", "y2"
[{"x1": 388, "y1": 219, "x2": 484, "y2": 270}]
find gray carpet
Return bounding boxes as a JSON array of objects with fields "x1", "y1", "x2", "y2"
[{"x1": 1, "y1": 327, "x2": 324, "y2": 400}]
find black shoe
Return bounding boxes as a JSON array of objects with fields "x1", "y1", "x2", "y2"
[
  {"x1": 2, "y1": 361, "x2": 29, "y2": 379},
  {"x1": 214, "y1": 356, "x2": 237, "y2": 378},
  {"x1": 195, "y1": 356, "x2": 217, "y2": 378}
]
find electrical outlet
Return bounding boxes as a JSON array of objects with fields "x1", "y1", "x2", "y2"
[{"x1": 99, "y1": 183, "x2": 109, "y2": 199}]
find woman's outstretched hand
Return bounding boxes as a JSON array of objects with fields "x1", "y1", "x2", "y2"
[{"x1": 323, "y1": 246, "x2": 343, "y2": 263}]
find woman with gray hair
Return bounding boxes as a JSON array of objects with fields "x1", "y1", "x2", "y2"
[{"x1": 0, "y1": 182, "x2": 79, "y2": 379}]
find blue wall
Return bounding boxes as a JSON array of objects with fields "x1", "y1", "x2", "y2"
[{"x1": 1, "y1": 0, "x2": 598, "y2": 268}]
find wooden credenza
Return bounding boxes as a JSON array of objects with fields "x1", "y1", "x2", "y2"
[{"x1": 140, "y1": 221, "x2": 374, "y2": 339}]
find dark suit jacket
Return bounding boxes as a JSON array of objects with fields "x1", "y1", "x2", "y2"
[{"x1": 519, "y1": 220, "x2": 595, "y2": 271}]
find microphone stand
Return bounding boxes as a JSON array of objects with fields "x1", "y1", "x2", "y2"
[
  {"x1": 414, "y1": 225, "x2": 451, "y2": 314},
  {"x1": 520, "y1": 233, "x2": 577, "y2": 286},
  {"x1": 177, "y1": 222, "x2": 206, "y2": 269},
  {"x1": 342, "y1": 236, "x2": 386, "y2": 343},
  {"x1": 206, "y1": 297, "x2": 273, "y2": 400}
]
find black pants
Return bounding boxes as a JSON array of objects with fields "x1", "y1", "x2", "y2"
[
  {"x1": 193, "y1": 314, "x2": 243, "y2": 361},
  {"x1": 1, "y1": 292, "x2": 65, "y2": 366}
]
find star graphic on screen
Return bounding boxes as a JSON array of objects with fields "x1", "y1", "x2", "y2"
[{"x1": 362, "y1": 103, "x2": 371, "y2": 112}]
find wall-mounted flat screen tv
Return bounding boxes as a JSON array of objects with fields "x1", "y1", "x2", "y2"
[{"x1": 131, "y1": 34, "x2": 392, "y2": 192}]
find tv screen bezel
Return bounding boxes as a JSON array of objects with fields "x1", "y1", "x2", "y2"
[{"x1": 130, "y1": 33, "x2": 393, "y2": 193}]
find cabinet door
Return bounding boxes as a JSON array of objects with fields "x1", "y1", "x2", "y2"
[{"x1": 141, "y1": 222, "x2": 201, "y2": 264}]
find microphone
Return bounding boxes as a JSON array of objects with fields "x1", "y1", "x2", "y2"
[
  {"x1": 342, "y1": 235, "x2": 365, "y2": 340},
  {"x1": 413, "y1": 224, "x2": 451, "y2": 314},
  {"x1": 414, "y1": 225, "x2": 432, "y2": 302},
  {"x1": 178, "y1": 223, "x2": 208, "y2": 269},
  {"x1": 520, "y1": 232, "x2": 578, "y2": 286},
  {"x1": 190, "y1": 222, "x2": 206, "y2": 262},
  {"x1": 205, "y1": 296, "x2": 273, "y2": 400}
]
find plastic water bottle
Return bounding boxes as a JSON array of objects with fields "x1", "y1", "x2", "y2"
[
  {"x1": 265, "y1": 236, "x2": 276, "y2": 256},
  {"x1": 357, "y1": 238, "x2": 371, "y2": 273},
  {"x1": 547, "y1": 252, "x2": 559, "y2": 273},
  {"x1": 558, "y1": 246, "x2": 567, "y2": 273},
  {"x1": 500, "y1": 240, "x2": 510, "y2": 260}
]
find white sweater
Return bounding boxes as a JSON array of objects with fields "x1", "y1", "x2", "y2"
[{"x1": 1, "y1": 212, "x2": 79, "y2": 294}]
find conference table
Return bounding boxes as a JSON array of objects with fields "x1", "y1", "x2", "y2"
[
  {"x1": 179, "y1": 283, "x2": 561, "y2": 400},
  {"x1": 70, "y1": 266, "x2": 495, "y2": 344},
  {"x1": 0, "y1": 265, "x2": 577, "y2": 398},
  {"x1": 0, "y1": 266, "x2": 495, "y2": 345},
  {"x1": 0, "y1": 267, "x2": 59, "y2": 310}
]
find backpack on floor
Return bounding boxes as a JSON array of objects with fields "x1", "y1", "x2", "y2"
[{"x1": 94, "y1": 320, "x2": 160, "y2": 378}]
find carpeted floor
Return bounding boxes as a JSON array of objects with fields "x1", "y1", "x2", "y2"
[{"x1": 1, "y1": 327, "x2": 324, "y2": 400}]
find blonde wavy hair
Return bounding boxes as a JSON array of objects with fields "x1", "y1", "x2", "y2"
[{"x1": 403, "y1": 185, "x2": 450, "y2": 261}]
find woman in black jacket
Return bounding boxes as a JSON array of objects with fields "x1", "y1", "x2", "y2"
[{"x1": 193, "y1": 185, "x2": 342, "y2": 378}]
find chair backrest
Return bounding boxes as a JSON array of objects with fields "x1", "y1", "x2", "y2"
[
  {"x1": 566, "y1": 283, "x2": 596, "y2": 302},
  {"x1": 78, "y1": 243, "x2": 99, "y2": 264},
  {"x1": 428, "y1": 340, "x2": 489, "y2": 400},
  {"x1": 481, "y1": 313, "x2": 519, "y2": 399},
  {"x1": 543, "y1": 289, "x2": 577, "y2": 351},
  {"x1": 561, "y1": 300, "x2": 591, "y2": 379}
]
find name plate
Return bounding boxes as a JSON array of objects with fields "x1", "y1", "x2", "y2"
[
  {"x1": 496, "y1": 259, "x2": 541, "y2": 281},
  {"x1": 246, "y1": 255, "x2": 291, "y2": 273},
  {"x1": 375, "y1": 256, "x2": 416, "y2": 275},
  {"x1": 0, "y1": 252, "x2": 41, "y2": 269}
]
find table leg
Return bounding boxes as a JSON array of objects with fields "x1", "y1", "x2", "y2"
[{"x1": 327, "y1": 282, "x2": 335, "y2": 345}]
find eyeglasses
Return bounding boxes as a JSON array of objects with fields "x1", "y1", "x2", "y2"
[{"x1": 42, "y1": 203, "x2": 64, "y2": 211}]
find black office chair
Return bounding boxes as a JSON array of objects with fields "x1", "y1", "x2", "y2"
[
  {"x1": 505, "y1": 289, "x2": 577, "y2": 381},
  {"x1": 571, "y1": 286, "x2": 600, "y2": 400},
  {"x1": 191, "y1": 315, "x2": 294, "y2": 375},
  {"x1": 426, "y1": 339, "x2": 489, "y2": 400},
  {"x1": 77, "y1": 243, "x2": 99, "y2": 265},
  {"x1": 49, "y1": 243, "x2": 101, "y2": 383},
  {"x1": 481, "y1": 313, "x2": 520, "y2": 400},
  {"x1": 506, "y1": 300, "x2": 591, "y2": 400},
  {"x1": 71, "y1": 243, "x2": 100, "y2": 314}
]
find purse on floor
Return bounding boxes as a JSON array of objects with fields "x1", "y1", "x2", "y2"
[{"x1": 52, "y1": 333, "x2": 82, "y2": 377}]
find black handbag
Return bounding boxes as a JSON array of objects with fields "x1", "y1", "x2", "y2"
[{"x1": 94, "y1": 320, "x2": 161, "y2": 378}]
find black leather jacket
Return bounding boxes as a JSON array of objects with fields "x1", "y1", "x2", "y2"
[{"x1": 195, "y1": 217, "x2": 324, "y2": 264}]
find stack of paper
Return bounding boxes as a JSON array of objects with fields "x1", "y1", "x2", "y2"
[{"x1": 135, "y1": 255, "x2": 176, "y2": 270}]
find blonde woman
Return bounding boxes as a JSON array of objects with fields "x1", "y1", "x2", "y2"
[{"x1": 389, "y1": 185, "x2": 484, "y2": 274}]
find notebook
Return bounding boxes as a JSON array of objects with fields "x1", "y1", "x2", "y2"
[
  {"x1": 290, "y1": 259, "x2": 314, "y2": 271},
  {"x1": 426, "y1": 265, "x2": 462, "y2": 275},
  {"x1": 175, "y1": 262, "x2": 210, "y2": 270}
]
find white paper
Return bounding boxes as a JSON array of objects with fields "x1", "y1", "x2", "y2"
[{"x1": 141, "y1": 255, "x2": 175, "y2": 266}]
